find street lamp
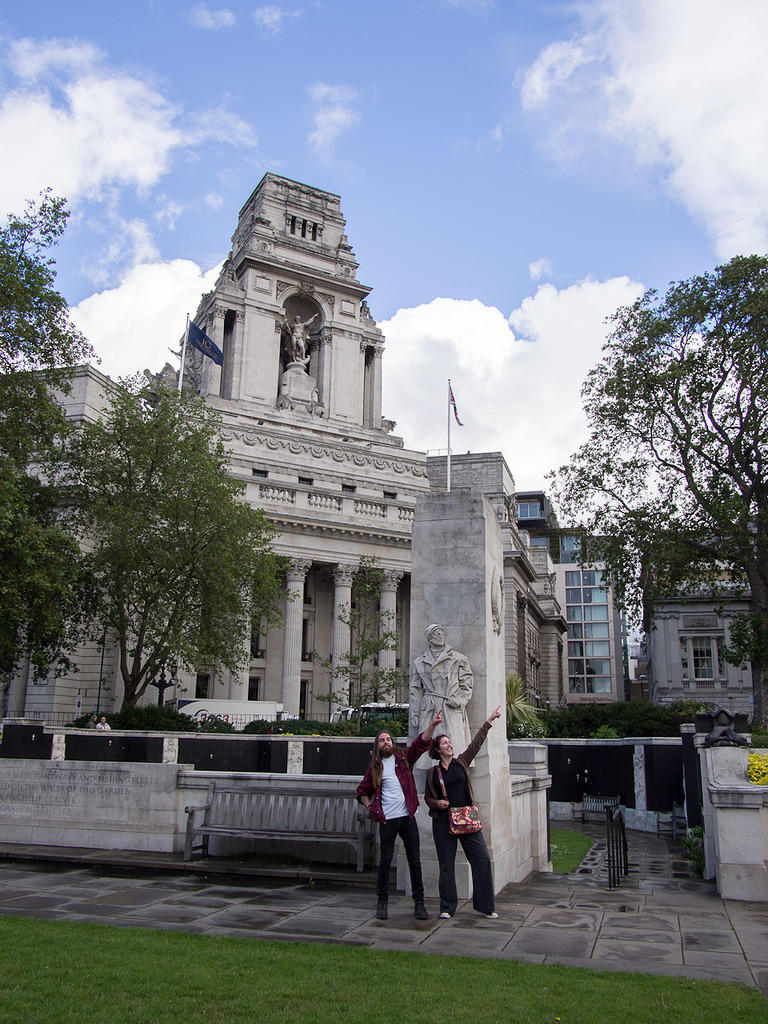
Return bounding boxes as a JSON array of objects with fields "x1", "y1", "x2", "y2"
[{"x1": 150, "y1": 661, "x2": 179, "y2": 706}]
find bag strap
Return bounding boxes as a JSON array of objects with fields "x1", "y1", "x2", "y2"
[{"x1": 435, "y1": 765, "x2": 448, "y2": 801}]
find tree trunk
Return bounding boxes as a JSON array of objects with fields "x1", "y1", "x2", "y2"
[{"x1": 751, "y1": 660, "x2": 767, "y2": 730}]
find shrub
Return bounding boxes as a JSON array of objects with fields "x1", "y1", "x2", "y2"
[
  {"x1": 544, "y1": 701, "x2": 681, "y2": 738},
  {"x1": 591, "y1": 724, "x2": 620, "y2": 739},
  {"x1": 681, "y1": 825, "x2": 705, "y2": 876}
]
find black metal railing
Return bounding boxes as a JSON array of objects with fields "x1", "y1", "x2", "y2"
[{"x1": 605, "y1": 804, "x2": 629, "y2": 890}]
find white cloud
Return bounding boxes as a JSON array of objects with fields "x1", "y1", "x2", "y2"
[
  {"x1": 0, "y1": 37, "x2": 257, "y2": 217},
  {"x1": 381, "y1": 276, "x2": 643, "y2": 489},
  {"x1": 184, "y1": 5, "x2": 236, "y2": 29},
  {"x1": 71, "y1": 259, "x2": 221, "y2": 379},
  {"x1": 156, "y1": 200, "x2": 185, "y2": 230},
  {"x1": 307, "y1": 83, "x2": 360, "y2": 160},
  {"x1": 520, "y1": 0, "x2": 768, "y2": 259},
  {"x1": 205, "y1": 191, "x2": 224, "y2": 210},
  {"x1": 440, "y1": 0, "x2": 494, "y2": 12},
  {"x1": 252, "y1": 6, "x2": 301, "y2": 34},
  {"x1": 528, "y1": 257, "x2": 552, "y2": 281}
]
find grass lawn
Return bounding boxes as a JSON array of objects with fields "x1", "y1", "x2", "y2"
[
  {"x1": 1, "y1": 916, "x2": 765, "y2": 1024},
  {"x1": 550, "y1": 825, "x2": 594, "y2": 873}
]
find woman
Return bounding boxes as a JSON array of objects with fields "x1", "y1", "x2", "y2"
[{"x1": 424, "y1": 705, "x2": 502, "y2": 919}]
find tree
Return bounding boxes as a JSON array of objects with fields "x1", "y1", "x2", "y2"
[
  {"x1": 551, "y1": 255, "x2": 768, "y2": 727},
  {"x1": 0, "y1": 192, "x2": 93, "y2": 691},
  {"x1": 66, "y1": 379, "x2": 285, "y2": 708},
  {"x1": 315, "y1": 557, "x2": 405, "y2": 733}
]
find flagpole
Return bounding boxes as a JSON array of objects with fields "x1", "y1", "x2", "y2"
[
  {"x1": 178, "y1": 315, "x2": 190, "y2": 395},
  {"x1": 447, "y1": 379, "x2": 452, "y2": 493}
]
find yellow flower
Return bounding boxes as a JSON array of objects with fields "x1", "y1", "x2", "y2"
[{"x1": 747, "y1": 751, "x2": 768, "y2": 785}]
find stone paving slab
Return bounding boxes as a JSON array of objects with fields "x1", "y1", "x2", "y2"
[{"x1": 0, "y1": 830, "x2": 767, "y2": 998}]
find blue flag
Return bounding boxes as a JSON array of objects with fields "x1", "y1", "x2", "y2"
[{"x1": 188, "y1": 321, "x2": 223, "y2": 365}]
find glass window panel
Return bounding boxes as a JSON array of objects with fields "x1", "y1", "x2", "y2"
[
  {"x1": 583, "y1": 623, "x2": 609, "y2": 639},
  {"x1": 561, "y1": 535, "x2": 581, "y2": 559},
  {"x1": 587, "y1": 677, "x2": 612, "y2": 693},
  {"x1": 566, "y1": 605, "x2": 582, "y2": 622},
  {"x1": 565, "y1": 570, "x2": 581, "y2": 586},
  {"x1": 566, "y1": 588, "x2": 582, "y2": 603},
  {"x1": 568, "y1": 659, "x2": 585, "y2": 675},
  {"x1": 567, "y1": 623, "x2": 583, "y2": 639},
  {"x1": 586, "y1": 658, "x2": 612, "y2": 676},
  {"x1": 518, "y1": 501, "x2": 542, "y2": 518},
  {"x1": 583, "y1": 604, "x2": 608, "y2": 620},
  {"x1": 582, "y1": 587, "x2": 606, "y2": 603},
  {"x1": 530, "y1": 535, "x2": 549, "y2": 547},
  {"x1": 569, "y1": 677, "x2": 585, "y2": 693},
  {"x1": 692, "y1": 637, "x2": 714, "y2": 680},
  {"x1": 585, "y1": 641, "x2": 610, "y2": 657},
  {"x1": 568, "y1": 641, "x2": 585, "y2": 657},
  {"x1": 680, "y1": 637, "x2": 689, "y2": 680},
  {"x1": 582, "y1": 569, "x2": 604, "y2": 585}
]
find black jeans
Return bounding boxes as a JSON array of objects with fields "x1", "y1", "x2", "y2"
[
  {"x1": 377, "y1": 816, "x2": 424, "y2": 901},
  {"x1": 432, "y1": 813, "x2": 494, "y2": 915}
]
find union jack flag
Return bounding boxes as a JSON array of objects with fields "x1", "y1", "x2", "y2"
[{"x1": 449, "y1": 381, "x2": 463, "y2": 426}]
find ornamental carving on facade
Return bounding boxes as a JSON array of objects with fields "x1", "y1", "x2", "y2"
[
  {"x1": 217, "y1": 427, "x2": 429, "y2": 479},
  {"x1": 491, "y1": 572, "x2": 504, "y2": 635}
]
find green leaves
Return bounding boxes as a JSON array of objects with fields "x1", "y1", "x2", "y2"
[
  {"x1": 0, "y1": 193, "x2": 94, "y2": 684},
  {"x1": 67, "y1": 381, "x2": 284, "y2": 707},
  {"x1": 551, "y1": 254, "x2": 768, "y2": 725}
]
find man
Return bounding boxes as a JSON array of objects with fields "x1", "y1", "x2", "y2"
[
  {"x1": 357, "y1": 710, "x2": 443, "y2": 921},
  {"x1": 410, "y1": 624, "x2": 473, "y2": 753}
]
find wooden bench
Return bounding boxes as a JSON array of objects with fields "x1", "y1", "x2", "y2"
[
  {"x1": 656, "y1": 801, "x2": 687, "y2": 840},
  {"x1": 575, "y1": 793, "x2": 620, "y2": 823},
  {"x1": 184, "y1": 784, "x2": 375, "y2": 871}
]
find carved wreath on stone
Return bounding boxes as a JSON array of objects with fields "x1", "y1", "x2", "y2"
[{"x1": 491, "y1": 571, "x2": 504, "y2": 635}]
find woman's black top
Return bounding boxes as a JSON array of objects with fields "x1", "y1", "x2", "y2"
[{"x1": 434, "y1": 759, "x2": 470, "y2": 808}]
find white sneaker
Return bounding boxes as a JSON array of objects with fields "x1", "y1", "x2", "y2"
[
  {"x1": 485, "y1": 912, "x2": 498, "y2": 919},
  {"x1": 439, "y1": 912, "x2": 452, "y2": 919}
]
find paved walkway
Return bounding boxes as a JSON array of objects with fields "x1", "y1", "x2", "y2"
[{"x1": 0, "y1": 827, "x2": 766, "y2": 996}]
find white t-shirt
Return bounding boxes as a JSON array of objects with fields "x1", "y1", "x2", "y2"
[{"x1": 380, "y1": 754, "x2": 408, "y2": 820}]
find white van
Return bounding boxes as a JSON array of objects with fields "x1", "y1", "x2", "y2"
[{"x1": 177, "y1": 699, "x2": 284, "y2": 731}]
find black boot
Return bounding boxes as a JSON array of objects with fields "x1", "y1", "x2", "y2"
[
  {"x1": 376, "y1": 898, "x2": 388, "y2": 920},
  {"x1": 414, "y1": 900, "x2": 428, "y2": 920}
]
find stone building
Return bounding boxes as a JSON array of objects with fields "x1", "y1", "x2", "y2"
[
  {"x1": 647, "y1": 591, "x2": 754, "y2": 716},
  {"x1": 7, "y1": 173, "x2": 566, "y2": 723}
]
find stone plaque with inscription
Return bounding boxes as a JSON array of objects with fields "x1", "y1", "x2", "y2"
[{"x1": 0, "y1": 759, "x2": 186, "y2": 853}]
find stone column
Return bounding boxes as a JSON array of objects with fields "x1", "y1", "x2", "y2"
[
  {"x1": 203, "y1": 306, "x2": 225, "y2": 397},
  {"x1": 232, "y1": 309, "x2": 246, "y2": 401},
  {"x1": 282, "y1": 559, "x2": 311, "y2": 716},
  {"x1": 404, "y1": 490, "x2": 526, "y2": 897},
  {"x1": 379, "y1": 570, "x2": 403, "y2": 672},
  {"x1": 331, "y1": 562, "x2": 356, "y2": 707}
]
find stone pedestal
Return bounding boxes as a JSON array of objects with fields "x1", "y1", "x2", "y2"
[
  {"x1": 277, "y1": 363, "x2": 323, "y2": 414},
  {"x1": 699, "y1": 742, "x2": 768, "y2": 900},
  {"x1": 399, "y1": 489, "x2": 520, "y2": 899}
]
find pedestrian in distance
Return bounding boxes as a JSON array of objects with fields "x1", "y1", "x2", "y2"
[
  {"x1": 424, "y1": 706, "x2": 502, "y2": 919},
  {"x1": 357, "y1": 710, "x2": 444, "y2": 921}
]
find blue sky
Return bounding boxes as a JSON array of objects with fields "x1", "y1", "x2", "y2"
[{"x1": 2, "y1": 1, "x2": 767, "y2": 489}]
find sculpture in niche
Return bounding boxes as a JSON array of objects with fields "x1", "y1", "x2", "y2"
[
  {"x1": 410, "y1": 624, "x2": 473, "y2": 751},
  {"x1": 281, "y1": 312, "x2": 317, "y2": 365}
]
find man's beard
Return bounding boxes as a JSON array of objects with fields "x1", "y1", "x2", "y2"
[{"x1": 379, "y1": 747, "x2": 393, "y2": 758}]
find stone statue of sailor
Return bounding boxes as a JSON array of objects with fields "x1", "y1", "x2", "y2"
[{"x1": 410, "y1": 623, "x2": 473, "y2": 752}]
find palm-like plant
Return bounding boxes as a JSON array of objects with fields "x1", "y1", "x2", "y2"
[{"x1": 505, "y1": 671, "x2": 545, "y2": 736}]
